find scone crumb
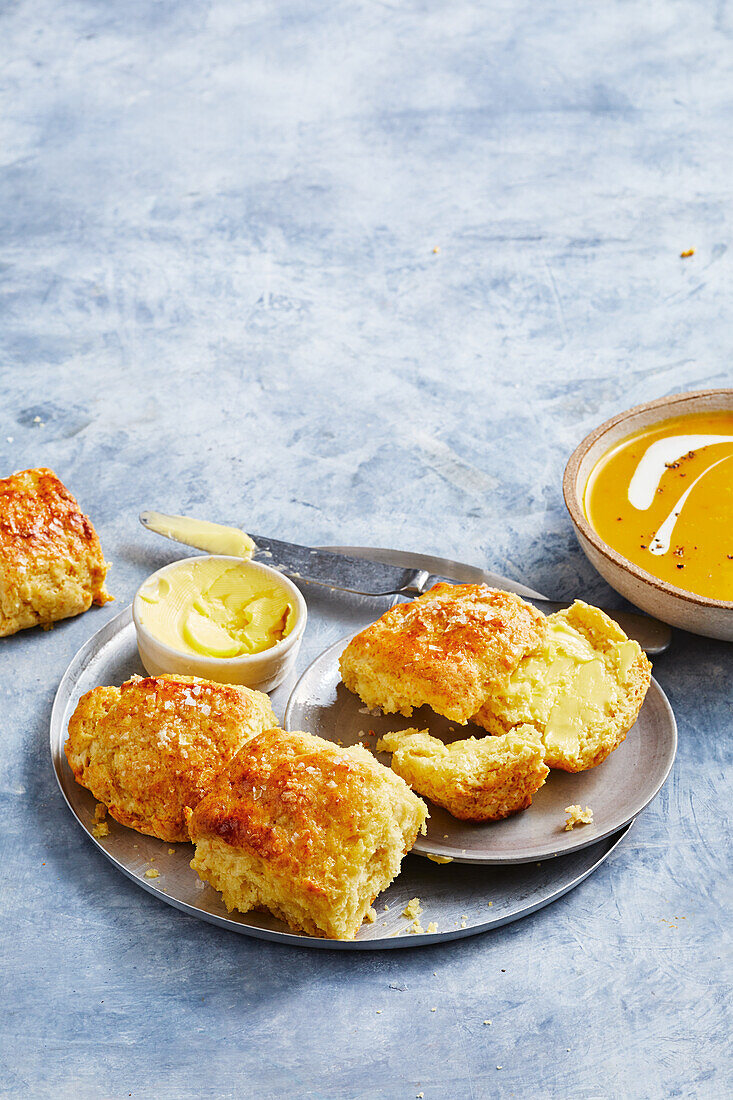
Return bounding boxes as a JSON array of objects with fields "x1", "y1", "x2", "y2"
[
  {"x1": 93, "y1": 803, "x2": 107, "y2": 823},
  {"x1": 92, "y1": 822, "x2": 109, "y2": 838},
  {"x1": 427, "y1": 854, "x2": 453, "y2": 864},
  {"x1": 564, "y1": 804, "x2": 594, "y2": 830},
  {"x1": 168, "y1": 848, "x2": 176, "y2": 855},
  {"x1": 144, "y1": 868, "x2": 160, "y2": 879},
  {"x1": 426, "y1": 922, "x2": 438, "y2": 934},
  {"x1": 680, "y1": 248, "x2": 695, "y2": 258},
  {"x1": 364, "y1": 907, "x2": 377, "y2": 924},
  {"x1": 402, "y1": 897, "x2": 422, "y2": 919},
  {"x1": 483, "y1": 1020, "x2": 492, "y2": 1025}
]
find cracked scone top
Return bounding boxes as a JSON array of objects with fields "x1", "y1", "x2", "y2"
[
  {"x1": 0, "y1": 466, "x2": 111, "y2": 636},
  {"x1": 65, "y1": 674, "x2": 278, "y2": 842},
  {"x1": 339, "y1": 583, "x2": 548, "y2": 723}
]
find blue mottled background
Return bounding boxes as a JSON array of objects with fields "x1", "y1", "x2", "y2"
[{"x1": 1, "y1": 1, "x2": 731, "y2": 1097}]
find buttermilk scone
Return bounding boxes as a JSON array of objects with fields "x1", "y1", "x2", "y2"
[
  {"x1": 377, "y1": 726, "x2": 548, "y2": 822},
  {"x1": 187, "y1": 729, "x2": 428, "y2": 940},
  {"x1": 0, "y1": 467, "x2": 111, "y2": 636},
  {"x1": 473, "y1": 601, "x2": 651, "y2": 772},
  {"x1": 65, "y1": 675, "x2": 277, "y2": 842},
  {"x1": 339, "y1": 583, "x2": 547, "y2": 724}
]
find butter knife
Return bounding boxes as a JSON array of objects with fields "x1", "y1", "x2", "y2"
[{"x1": 139, "y1": 510, "x2": 671, "y2": 654}]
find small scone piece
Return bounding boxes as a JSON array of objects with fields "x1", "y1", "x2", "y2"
[
  {"x1": 187, "y1": 729, "x2": 428, "y2": 940},
  {"x1": 0, "y1": 467, "x2": 111, "y2": 636},
  {"x1": 377, "y1": 726, "x2": 548, "y2": 822},
  {"x1": 339, "y1": 583, "x2": 547, "y2": 724},
  {"x1": 65, "y1": 675, "x2": 278, "y2": 842},
  {"x1": 473, "y1": 601, "x2": 652, "y2": 772}
]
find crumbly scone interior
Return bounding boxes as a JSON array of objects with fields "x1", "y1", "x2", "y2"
[
  {"x1": 377, "y1": 725, "x2": 548, "y2": 822},
  {"x1": 191, "y1": 799, "x2": 422, "y2": 939},
  {"x1": 473, "y1": 600, "x2": 652, "y2": 771}
]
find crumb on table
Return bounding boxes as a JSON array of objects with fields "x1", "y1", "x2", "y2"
[
  {"x1": 92, "y1": 822, "x2": 109, "y2": 838},
  {"x1": 144, "y1": 868, "x2": 160, "y2": 879},
  {"x1": 564, "y1": 804, "x2": 594, "y2": 830}
]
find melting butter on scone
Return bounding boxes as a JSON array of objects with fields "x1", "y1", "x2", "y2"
[
  {"x1": 377, "y1": 726, "x2": 548, "y2": 822},
  {"x1": 473, "y1": 601, "x2": 651, "y2": 772},
  {"x1": 339, "y1": 583, "x2": 547, "y2": 724},
  {"x1": 0, "y1": 467, "x2": 111, "y2": 636},
  {"x1": 187, "y1": 729, "x2": 428, "y2": 940},
  {"x1": 65, "y1": 674, "x2": 277, "y2": 842}
]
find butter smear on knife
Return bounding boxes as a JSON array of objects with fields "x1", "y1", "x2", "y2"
[{"x1": 142, "y1": 511, "x2": 256, "y2": 558}]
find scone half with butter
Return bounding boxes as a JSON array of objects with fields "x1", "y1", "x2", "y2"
[
  {"x1": 0, "y1": 466, "x2": 111, "y2": 637},
  {"x1": 377, "y1": 726, "x2": 549, "y2": 822},
  {"x1": 339, "y1": 583, "x2": 547, "y2": 724},
  {"x1": 473, "y1": 601, "x2": 652, "y2": 772},
  {"x1": 65, "y1": 674, "x2": 278, "y2": 842},
  {"x1": 187, "y1": 729, "x2": 428, "y2": 940}
]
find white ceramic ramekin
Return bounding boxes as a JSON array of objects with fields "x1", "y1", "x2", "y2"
[
  {"x1": 563, "y1": 388, "x2": 733, "y2": 641},
  {"x1": 132, "y1": 555, "x2": 307, "y2": 691}
]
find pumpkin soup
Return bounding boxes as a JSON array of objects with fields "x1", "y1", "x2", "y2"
[{"x1": 584, "y1": 410, "x2": 733, "y2": 601}]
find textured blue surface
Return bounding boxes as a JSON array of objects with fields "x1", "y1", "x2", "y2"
[{"x1": 1, "y1": 1, "x2": 731, "y2": 1097}]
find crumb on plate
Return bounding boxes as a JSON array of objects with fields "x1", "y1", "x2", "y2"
[
  {"x1": 564, "y1": 804, "x2": 594, "y2": 830},
  {"x1": 402, "y1": 897, "x2": 422, "y2": 919}
]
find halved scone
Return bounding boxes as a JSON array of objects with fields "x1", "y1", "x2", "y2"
[
  {"x1": 0, "y1": 466, "x2": 111, "y2": 636},
  {"x1": 187, "y1": 728, "x2": 428, "y2": 940},
  {"x1": 473, "y1": 601, "x2": 651, "y2": 772},
  {"x1": 377, "y1": 726, "x2": 548, "y2": 821},
  {"x1": 65, "y1": 674, "x2": 278, "y2": 841},
  {"x1": 339, "y1": 583, "x2": 547, "y2": 724}
]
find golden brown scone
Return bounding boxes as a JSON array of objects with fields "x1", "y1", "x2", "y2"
[
  {"x1": 473, "y1": 601, "x2": 652, "y2": 772},
  {"x1": 187, "y1": 728, "x2": 428, "y2": 940},
  {"x1": 65, "y1": 674, "x2": 278, "y2": 842},
  {"x1": 0, "y1": 467, "x2": 111, "y2": 637},
  {"x1": 339, "y1": 583, "x2": 547, "y2": 724},
  {"x1": 377, "y1": 726, "x2": 548, "y2": 822}
]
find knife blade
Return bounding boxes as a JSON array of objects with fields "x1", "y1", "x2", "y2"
[{"x1": 139, "y1": 511, "x2": 672, "y2": 654}]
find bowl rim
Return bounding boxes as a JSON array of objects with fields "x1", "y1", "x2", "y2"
[
  {"x1": 132, "y1": 554, "x2": 308, "y2": 667},
  {"x1": 563, "y1": 387, "x2": 733, "y2": 612}
]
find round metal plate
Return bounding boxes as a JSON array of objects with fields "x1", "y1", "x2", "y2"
[{"x1": 51, "y1": 548, "x2": 659, "y2": 948}]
